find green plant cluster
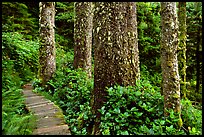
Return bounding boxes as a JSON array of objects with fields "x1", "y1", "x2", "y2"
[
  {"x1": 51, "y1": 68, "x2": 93, "y2": 135},
  {"x1": 2, "y1": 2, "x2": 38, "y2": 40},
  {"x1": 32, "y1": 49, "x2": 94, "y2": 135},
  {"x1": 2, "y1": 57, "x2": 36, "y2": 135},
  {"x1": 2, "y1": 32, "x2": 39, "y2": 82},
  {"x1": 2, "y1": 26, "x2": 39, "y2": 134},
  {"x1": 99, "y1": 81, "x2": 173, "y2": 135},
  {"x1": 2, "y1": 88, "x2": 36, "y2": 135},
  {"x1": 137, "y1": 2, "x2": 161, "y2": 74},
  {"x1": 32, "y1": 49, "x2": 201, "y2": 135},
  {"x1": 98, "y1": 81, "x2": 202, "y2": 135},
  {"x1": 181, "y1": 99, "x2": 202, "y2": 135},
  {"x1": 55, "y1": 2, "x2": 74, "y2": 51}
]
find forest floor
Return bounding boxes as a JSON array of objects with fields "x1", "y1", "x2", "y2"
[{"x1": 22, "y1": 83, "x2": 71, "y2": 135}]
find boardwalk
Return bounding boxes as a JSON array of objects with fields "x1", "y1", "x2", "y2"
[{"x1": 22, "y1": 84, "x2": 71, "y2": 135}]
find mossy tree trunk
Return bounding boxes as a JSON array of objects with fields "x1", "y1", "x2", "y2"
[
  {"x1": 178, "y1": 2, "x2": 187, "y2": 98},
  {"x1": 160, "y1": 2, "x2": 182, "y2": 128},
  {"x1": 194, "y1": 2, "x2": 202, "y2": 93},
  {"x1": 39, "y1": 2, "x2": 56, "y2": 86},
  {"x1": 91, "y1": 2, "x2": 140, "y2": 134},
  {"x1": 73, "y1": 2, "x2": 93, "y2": 78}
]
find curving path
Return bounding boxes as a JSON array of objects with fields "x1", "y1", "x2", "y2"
[{"x1": 22, "y1": 83, "x2": 71, "y2": 135}]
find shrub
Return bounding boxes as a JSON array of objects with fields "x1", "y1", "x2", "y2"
[
  {"x1": 47, "y1": 68, "x2": 93, "y2": 135},
  {"x1": 98, "y1": 79, "x2": 201, "y2": 135},
  {"x1": 99, "y1": 79, "x2": 165, "y2": 135},
  {"x1": 181, "y1": 99, "x2": 202, "y2": 135},
  {"x1": 2, "y1": 59, "x2": 36, "y2": 135},
  {"x1": 2, "y1": 88, "x2": 36, "y2": 135},
  {"x1": 32, "y1": 49, "x2": 94, "y2": 134},
  {"x1": 2, "y1": 32, "x2": 39, "y2": 82}
]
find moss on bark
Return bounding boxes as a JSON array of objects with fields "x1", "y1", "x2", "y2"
[
  {"x1": 91, "y1": 2, "x2": 140, "y2": 134},
  {"x1": 160, "y1": 2, "x2": 182, "y2": 128},
  {"x1": 178, "y1": 2, "x2": 187, "y2": 99},
  {"x1": 39, "y1": 2, "x2": 56, "y2": 86},
  {"x1": 73, "y1": 2, "x2": 93, "y2": 78}
]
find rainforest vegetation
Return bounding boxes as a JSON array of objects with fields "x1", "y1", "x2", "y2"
[{"x1": 2, "y1": 2, "x2": 202, "y2": 135}]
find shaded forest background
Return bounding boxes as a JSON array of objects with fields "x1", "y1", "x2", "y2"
[{"x1": 2, "y1": 2, "x2": 202, "y2": 135}]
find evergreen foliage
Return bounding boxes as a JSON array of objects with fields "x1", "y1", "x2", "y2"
[
  {"x1": 2, "y1": 2, "x2": 38, "y2": 40},
  {"x1": 55, "y1": 2, "x2": 74, "y2": 51},
  {"x1": 2, "y1": 48, "x2": 37, "y2": 135},
  {"x1": 2, "y1": 32, "x2": 39, "y2": 82},
  {"x1": 137, "y1": 2, "x2": 161, "y2": 73},
  {"x1": 1, "y1": 2, "x2": 202, "y2": 135}
]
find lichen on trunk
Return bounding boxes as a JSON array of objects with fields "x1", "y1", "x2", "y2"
[
  {"x1": 178, "y1": 2, "x2": 187, "y2": 99},
  {"x1": 39, "y1": 2, "x2": 56, "y2": 86},
  {"x1": 73, "y1": 2, "x2": 93, "y2": 78},
  {"x1": 160, "y1": 2, "x2": 182, "y2": 128},
  {"x1": 91, "y1": 2, "x2": 140, "y2": 134}
]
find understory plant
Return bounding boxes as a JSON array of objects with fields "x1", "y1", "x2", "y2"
[
  {"x1": 98, "y1": 79, "x2": 202, "y2": 135},
  {"x1": 2, "y1": 32, "x2": 39, "y2": 82},
  {"x1": 2, "y1": 59, "x2": 36, "y2": 135}
]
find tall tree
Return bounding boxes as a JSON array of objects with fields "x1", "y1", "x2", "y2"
[
  {"x1": 39, "y1": 2, "x2": 56, "y2": 86},
  {"x1": 91, "y1": 2, "x2": 140, "y2": 134},
  {"x1": 160, "y1": 2, "x2": 182, "y2": 128},
  {"x1": 73, "y1": 2, "x2": 93, "y2": 78},
  {"x1": 178, "y1": 2, "x2": 187, "y2": 98},
  {"x1": 194, "y1": 2, "x2": 202, "y2": 93}
]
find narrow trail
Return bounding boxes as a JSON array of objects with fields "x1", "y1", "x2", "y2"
[{"x1": 22, "y1": 83, "x2": 71, "y2": 135}]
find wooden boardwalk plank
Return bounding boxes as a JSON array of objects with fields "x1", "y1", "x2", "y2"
[{"x1": 22, "y1": 84, "x2": 71, "y2": 135}]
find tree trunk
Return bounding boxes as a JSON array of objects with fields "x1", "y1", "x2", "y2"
[
  {"x1": 160, "y1": 2, "x2": 182, "y2": 127},
  {"x1": 196, "y1": 33, "x2": 200, "y2": 93},
  {"x1": 178, "y1": 2, "x2": 187, "y2": 98},
  {"x1": 194, "y1": 2, "x2": 202, "y2": 93},
  {"x1": 91, "y1": 2, "x2": 140, "y2": 134},
  {"x1": 39, "y1": 2, "x2": 56, "y2": 86},
  {"x1": 73, "y1": 2, "x2": 93, "y2": 78}
]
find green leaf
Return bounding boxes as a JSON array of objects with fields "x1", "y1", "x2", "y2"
[
  {"x1": 121, "y1": 131, "x2": 129, "y2": 135},
  {"x1": 114, "y1": 107, "x2": 120, "y2": 114},
  {"x1": 130, "y1": 107, "x2": 138, "y2": 111},
  {"x1": 99, "y1": 106, "x2": 106, "y2": 115},
  {"x1": 192, "y1": 127, "x2": 196, "y2": 133},
  {"x1": 105, "y1": 112, "x2": 111, "y2": 118},
  {"x1": 146, "y1": 117, "x2": 150, "y2": 123},
  {"x1": 148, "y1": 107, "x2": 154, "y2": 111},
  {"x1": 160, "y1": 120, "x2": 165, "y2": 125},
  {"x1": 135, "y1": 91, "x2": 142, "y2": 96},
  {"x1": 123, "y1": 112, "x2": 129, "y2": 117},
  {"x1": 134, "y1": 112, "x2": 143, "y2": 117}
]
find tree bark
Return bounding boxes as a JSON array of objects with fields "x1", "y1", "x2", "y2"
[
  {"x1": 194, "y1": 2, "x2": 202, "y2": 93},
  {"x1": 178, "y1": 2, "x2": 187, "y2": 98},
  {"x1": 91, "y1": 2, "x2": 140, "y2": 134},
  {"x1": 73, "y1": 2, "x2": 93, "y2": 78},
  {"x1": 160, "y1": 2, "x2": 182, "y2": 125},
  {"x1": 39, "y1": 2, "x2": 56, "y2": 86}
]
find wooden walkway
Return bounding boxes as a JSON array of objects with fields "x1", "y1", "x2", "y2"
[{"x1": 22, "y1": 83, "x2": 71, "y2": 135}]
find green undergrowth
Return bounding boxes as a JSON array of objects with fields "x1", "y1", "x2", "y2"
[
  {"x1": 2, "y1": 88, "x2": 37, "y2": 135},
  {"x1": 33, "y1": 56, "x2": 202, "y2": 135},
  {"x1": 33, "y1": 68, "x2": 94, "y2": 135},
  {"x1": 2, "y1": 31, "x2": 38, "y2": 135},
  {"x1": 2, "y1": 60, "x2": 36, "y2": 135},
  {"x1": 99, "y1": 83, "x2": 202, "y2": 135},
  {"x1": 2, "y1": 32, "x2": 39, "y2": 82}
]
